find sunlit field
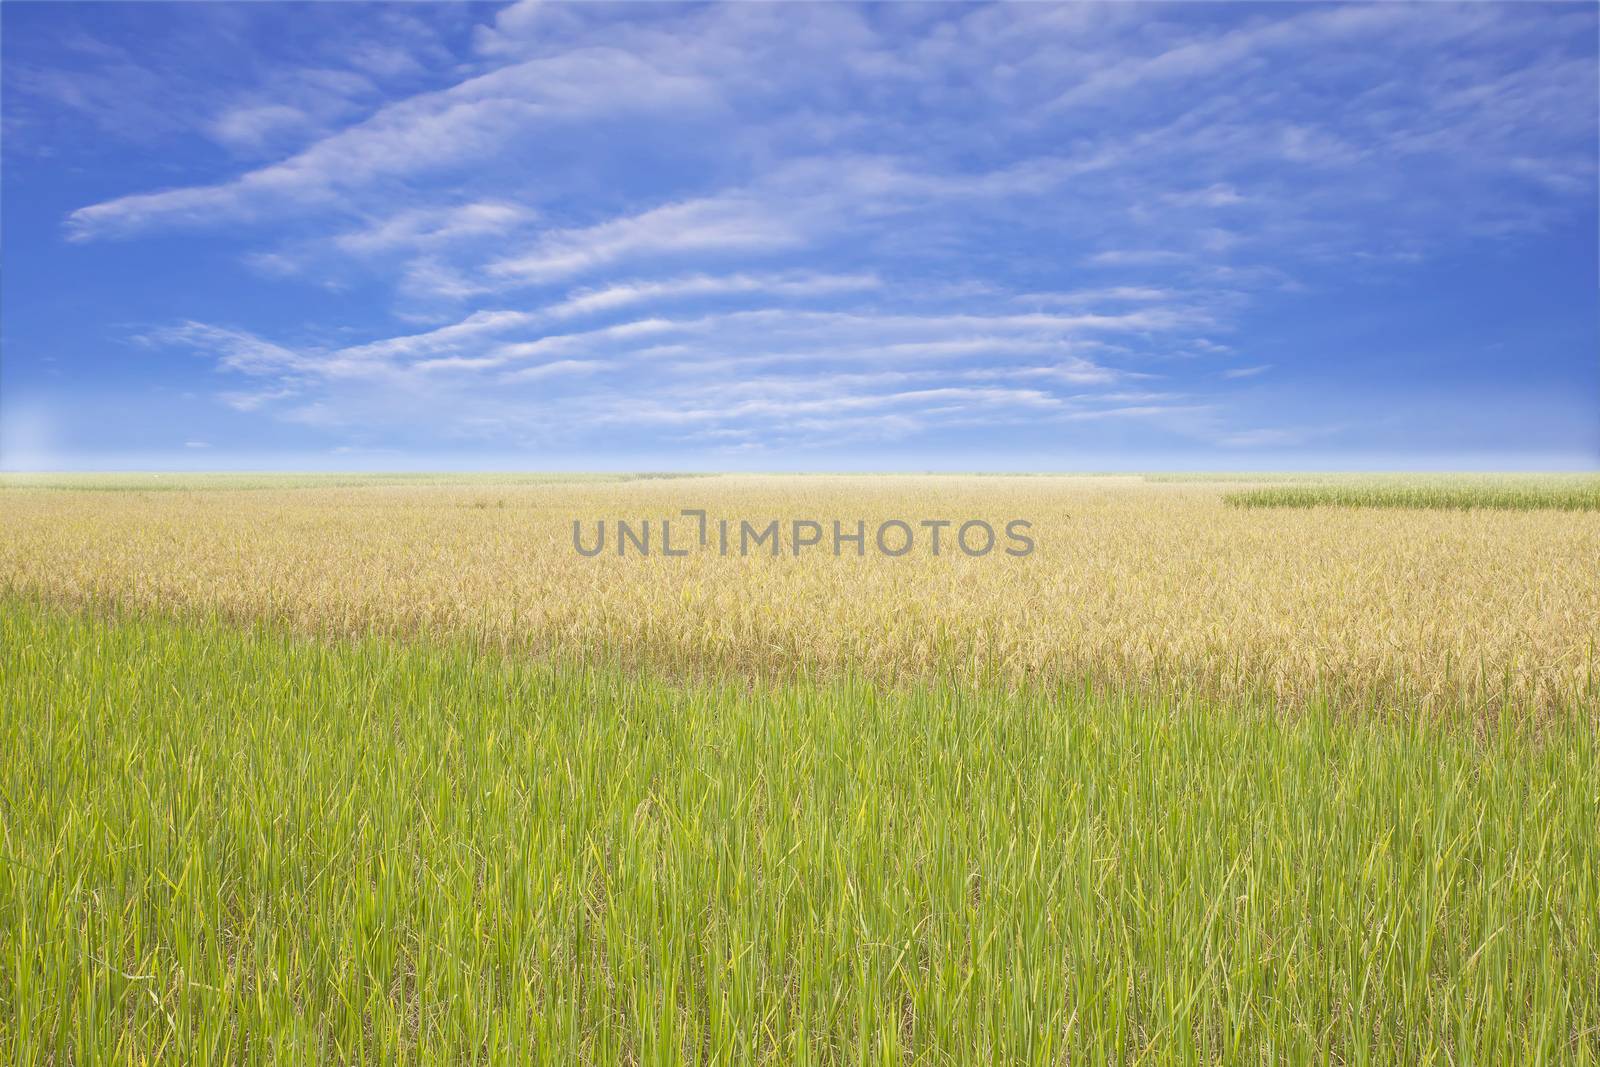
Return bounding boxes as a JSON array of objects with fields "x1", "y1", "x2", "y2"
[
  {"x1": 3, "y1": 474, "x2": 1598, "y2": 713},
  {"x1": 2, "y1": 474, "x2": 1598, "y2": 1063}
]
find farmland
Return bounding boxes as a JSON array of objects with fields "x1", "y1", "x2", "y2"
[
  {"x1": 2, "y1": 474, "x2": 1597, "y2": 711},
  {"x1": 2, "y1": 474, "x2": 1598, "y2": 1063},
  {"x1": 1225, "y1": 475, "x2": 1600, "y2": 512}
]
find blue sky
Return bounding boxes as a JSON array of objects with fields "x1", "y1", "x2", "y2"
[{"x1": 2, "y1": 1, "x2": 1596, "y2": 471}]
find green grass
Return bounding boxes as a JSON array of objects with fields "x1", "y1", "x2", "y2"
[
  {"x1": 1225, "y1": 478, "x2": 1600, "y2": 511},
  {"x1": 2, "y1": 600, "x2": 1597, "y2": 1064}
]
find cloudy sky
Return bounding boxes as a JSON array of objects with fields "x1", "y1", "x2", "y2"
[{"x1": 2, "y1": 1, "x2": 1596, "y2": 470}]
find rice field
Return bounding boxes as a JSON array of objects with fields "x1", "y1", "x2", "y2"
[
  {"x1": 1, "y1": 474, "x2": 1596, "y2": 713},
  {"x1": 2, "y1": 473, "x2": 1598, "y2": 1063},
  {"x1": 1226, "y1": 476, "x2": 1600, "y2": 512}
]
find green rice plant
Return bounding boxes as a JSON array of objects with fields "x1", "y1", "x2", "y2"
[
  {"x1": 3, "y1": 598, "x2": 1596, "y2": 1064},
  {"x1": 1226, "y1": 477, "x2": 1600, "y2": 512}
]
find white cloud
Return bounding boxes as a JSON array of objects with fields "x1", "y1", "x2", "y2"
[
  {"x1": 499, "y1": 359, "x2": 609, "y2": 383},
  {"x1": 1215, "y1": 428, "x2": 1310, "y2": 447},
  {"x1": 474, "y1": 1, "x2": 575, "y2": 58},
  {"x1": 1048, "y1": 4, "x2": 1414, "y2": 111},
  {"x1": 337, "y1": 309, "x2": 542, "y2": 362},
  {"x1": 47, "y1": 0, "x2": 1594, "y2": 461},
  {"x1": 397, "y1": 259, "x2": 493, "y2": 301},
  {"x1": 345, "y1": 42, "x2": 428, "y2": 81},
  {"x1": 231, "y1": 298, "x2": 1203, "y2": 387},
  {"x1": 145, "y1": 322, "x2": 309, "y2": 375},
  {"x1": 335, "y1": 201, "x2": 536, "y2": 255},
  {"x1": 1014, "y1": 287, "x2": 1179, "y2": 306},
  {"x1": 219, "y1": 386, "x2": 301, "y2": 411},
  {"x1": 549, "y1": 271, "x2": 881, "y2": 318},
  {"x1": 1086, "y1": 249, "x2": 1192, "y2": 268},
  {"x1": 1163, "y1": 184, "x2": 1248, "y2": 208},
  {"x1": 210, "y1": 104, "x2": 315, "y2": 151},
  {"x1": 489, "y1": 196, "x2": 807, "y2": 283},
  {"x1": 241, "y1": 251, "x2": 303, "y2": 278},
  {"x1": 66, "y1": 49, "x2": 716, "y2": 240}
]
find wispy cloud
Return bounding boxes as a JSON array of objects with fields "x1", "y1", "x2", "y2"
[
  {"x1": 489, "y1": 196, "x2": 806, "y2": 284},
  {"x1": 334, "y1": 201, "x2": 536, "y2": 255},
  {"x1": 143, "y1": 322, "x2": 310, "y2": 375},
  {"x1": 65, "y1": 48, "x2": 716, "y2": 240},
  {"x1": 1215, "y1": 428, "x2": 1313, "y2": 448},
  {"x1": 550, "y1": 272, "x2": 881, "y2": 318},
  {"x1": 210, "y1": 104, "x2": 316, "y2": 151},
  {"x1": 499, "y1": 359, "x2": 610, "y2": 383},
  {"x1": 20, "y1": 0, "x2": 1592, "y2": 464}
]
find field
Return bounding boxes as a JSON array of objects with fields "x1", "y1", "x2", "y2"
[
  {"x1": 1226, "y1": 475, "x2": 1600, "y2": 512},
  {"x1": 2, "y1": 474, "x2": 1598, "y2": 1063}
]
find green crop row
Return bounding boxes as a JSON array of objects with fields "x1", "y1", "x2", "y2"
[{"x1": 3, "y1": 598, "x2": 1595, "y2": 1064}]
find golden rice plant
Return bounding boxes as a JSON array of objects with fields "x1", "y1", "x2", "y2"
[{"x1": 1, "y1": 474, "x2": 1596, "y2": 715}]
